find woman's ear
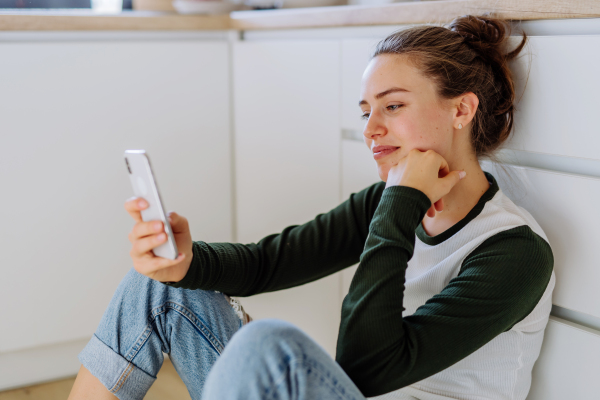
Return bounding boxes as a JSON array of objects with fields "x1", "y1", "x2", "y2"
[{"x1": 454, "y1": 92, "x2": 479, "y2": 129}]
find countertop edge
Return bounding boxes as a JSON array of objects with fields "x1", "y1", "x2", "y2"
[{"x1": 0, "y1": 12, "x2": 231, "y2": 31}]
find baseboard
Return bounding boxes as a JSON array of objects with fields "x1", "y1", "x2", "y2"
[{"x1": 0, "y1": 337, "x2": 91, "y2": 391}]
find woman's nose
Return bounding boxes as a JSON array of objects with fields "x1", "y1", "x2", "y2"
[{"x1": 363, "y1": 111, "x2": 386, "y2": 140}]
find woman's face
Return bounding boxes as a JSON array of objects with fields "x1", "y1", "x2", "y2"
[{"x1": 359, "y1": 54, "x2": 457, "y2": 182}]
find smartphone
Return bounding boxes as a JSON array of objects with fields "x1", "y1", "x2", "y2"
[{"x1": 124, "y1": 150, "x2": 179, "y2": 260}]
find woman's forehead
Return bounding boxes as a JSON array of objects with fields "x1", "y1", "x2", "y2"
[{"x1": 361, "y1": 54, "x2": 433, "y2": 102}]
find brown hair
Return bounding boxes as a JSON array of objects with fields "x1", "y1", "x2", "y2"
[{"x1": 372, "y1": 14, "x2": 527, "y2": 159}]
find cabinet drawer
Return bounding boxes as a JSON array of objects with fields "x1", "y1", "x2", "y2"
[{"x1": 528, "y1": 317, "x2": 600, "y2": 400}]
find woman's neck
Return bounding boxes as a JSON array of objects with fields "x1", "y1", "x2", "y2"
[{"x1": 421, "y1": 160, "x2": 490, "y2": 237}]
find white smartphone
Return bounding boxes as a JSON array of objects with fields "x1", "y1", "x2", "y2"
[{"x1": 124, "y1": 150, "x2": 179, "y2": 260}]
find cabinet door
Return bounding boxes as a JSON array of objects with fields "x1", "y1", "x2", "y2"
[
  {"x1": 0, "y1": 40, "x2": 232, "y2": 353},
  {"x1": 233, "y1": 40, "x2": 341, "y2": 356}
]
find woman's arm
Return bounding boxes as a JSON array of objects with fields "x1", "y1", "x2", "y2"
[
  {"x1": 164, "y1": 181, "x2": 386, "y2": 296},
  {"x1": 335, "y1": 185, "x2": 554, "y2": 397}
]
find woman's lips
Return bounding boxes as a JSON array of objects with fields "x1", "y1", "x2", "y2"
[{"x1": 373, "y1": 146, "x2": 400, "y2": 160}]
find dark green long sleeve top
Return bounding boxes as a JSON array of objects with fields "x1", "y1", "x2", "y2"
[{"x1": 165, "y1": 181, "x2": 553, "y2": 397}]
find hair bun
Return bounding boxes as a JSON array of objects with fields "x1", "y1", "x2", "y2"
[
  {"x1": 448, "y1": 14, "x2": 521, "y2": 64},
  {"x1": 450, "y1": 15, "x2": 504, "y2": 45}
]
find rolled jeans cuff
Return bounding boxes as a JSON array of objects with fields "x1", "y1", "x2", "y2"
[{"x1": 78, "y1": 334, "x2": 156, "y2": 400}]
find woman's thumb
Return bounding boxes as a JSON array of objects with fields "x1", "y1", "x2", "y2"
[
  {"x1": 167, "y1": 211, "x2": 184, "y2": 229},
  {"x1": 442, "y1": 170, "x2": 466, "y2": 189}
]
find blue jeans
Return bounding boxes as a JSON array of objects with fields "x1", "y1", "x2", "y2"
[{"x1": 78, "y1": 268, "x2": 368, "y2": 400}]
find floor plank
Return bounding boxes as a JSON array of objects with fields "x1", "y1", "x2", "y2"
[{"x1": 0, "y1": 358, "x2": 191, "y2": 400}]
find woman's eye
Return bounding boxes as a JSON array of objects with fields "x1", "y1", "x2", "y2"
[{"x1": 361, "y1": 105, "x2": 402, "y2": 120}]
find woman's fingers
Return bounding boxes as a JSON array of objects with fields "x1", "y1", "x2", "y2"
[
  {"x1": 131, "y1": 232, "x2": 167, "y2": 257},
  {"x1": 136, "y1": 253, "x2": 186, "y2": 276},
  {"x1": 124, "y1": 197, "x2": 148, "y2": 222},
  {"x1": 390, "y1": 149, "x2": 466, "y2": 206},
  {"x1": 426, "y1": 204, "x2": 437, "y2": 218},
  {"x1": 125, "y1": 207, "x2": 193, "y2": 283},
  {"x1": 437, "y1": 156, "x2": 450, "y2": 178},
  {"x1": 133, "y1": 253, "x2": 185, "y2": 277},
  {"x1": 149, "y1": 253, "x2": 186, "y2": 273},
  {"x1": 439, "y1": 170, "x2": 466, "y2": 194},
  {"x1": 427, "y1": 150, "x2": 465, "y2": 202},
  {"x1": 129, "y1": 220, "x2": 163, "y2": 242}
]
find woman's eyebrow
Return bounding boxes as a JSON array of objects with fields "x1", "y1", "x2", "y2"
[{"x1": 358, "y1": 87, "x2": 411, "y2": 106}]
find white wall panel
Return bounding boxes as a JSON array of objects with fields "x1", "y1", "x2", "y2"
[
  {"x1": 483, "y1": 163, "x2": 600, "y2": 318},
  {"x1": 506, "y1": 35, "x2": 600, "y2": 159},
  {"x1": 233, "y1": 40, "x2": 342, "y2": 356},
  {"x1": 0, "y1": 41, "x2": 232, "y2": 353},
  {"x1": 527, "y1": 317, "x2": 600, "y2": 400}
]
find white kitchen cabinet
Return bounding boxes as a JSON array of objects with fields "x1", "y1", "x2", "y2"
[
  {"x1": 0, "y1": 39, "x2": 232, "y2": 357},
  {"x1": 233, "y1": 40, "x2": 342, "y2": 356},
  {"x1": 506, "y1": 35, "x2": 600, "y2": 160}
]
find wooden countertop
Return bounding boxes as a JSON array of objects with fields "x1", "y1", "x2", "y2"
[
  {"x1": 0, "y1": 9, "x2": 230, "y2": 31},
  {"x1": 231, "y1": 0, "x2": 600, "y2": 30},
  {"x1": 0, "y1": 0, "x2": 598, "y2": 31}
]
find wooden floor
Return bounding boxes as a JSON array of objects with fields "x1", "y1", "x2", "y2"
[{"x1": 0, "y1": 358, "x2": 192, "y2": 400}]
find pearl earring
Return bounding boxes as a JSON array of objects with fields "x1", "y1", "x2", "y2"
[{"x1": 458, "y1": 123, "x2": 463, "y2": 129}]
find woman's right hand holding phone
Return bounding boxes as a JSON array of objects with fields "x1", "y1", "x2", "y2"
[{"x1": 125, "y1": 197, "x2": 193, "y2": 283}]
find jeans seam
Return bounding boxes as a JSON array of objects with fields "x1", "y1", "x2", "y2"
[
  {"x1": 150, "y1": 301, "x2": 226, "y2": 354},
  {"x1": 264, "y1": 359, "x2": 302, "y2": 400},
  {"x1": 123, "y1": 323, "x2": 153, "y2": 362},
  {"x1": 265, "y1": 356, "x2": 358, "y2": 400},
  {"x1": 110, "y1": 362, "x2": 134, "y2": 394}
]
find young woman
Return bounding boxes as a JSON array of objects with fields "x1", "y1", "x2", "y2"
[{"x1": 69, "y1": 14, "x2": 555, "y2": 400}]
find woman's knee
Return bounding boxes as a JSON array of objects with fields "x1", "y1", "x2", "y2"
[
  {"x1": 107, "y1": 268, "x2": 181, "y2": 315},
  {"x1": 227, "y1": 319, "x2": 310, "y2": 355},
  {"x1": 96, "y1": 269, "x2": 167, "y2": 339},
  {"x1": 243, "y1": 318, "x2": 304, "y2": 337},
  {"x1": 118, "y1": 267, "x2": 164, "y2": 297}
]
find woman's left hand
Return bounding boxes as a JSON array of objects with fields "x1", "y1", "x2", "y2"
[{"x1": 385, "y1": 149, "x2": 466, "y2": 218}]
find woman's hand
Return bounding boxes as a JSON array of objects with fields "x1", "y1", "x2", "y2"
[
  {"x1": 385, "y1": 149, "x2": 466, "y2": 218},
  {"x1": 124, "y1": 198, "x2": 193, "y2": 283}
]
